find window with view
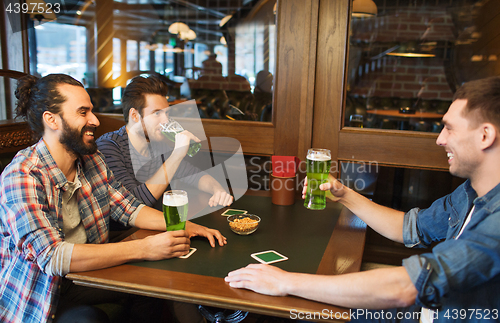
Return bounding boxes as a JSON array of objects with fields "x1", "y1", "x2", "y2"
[
  {"x1": 34, "y1": 21, "x2": 86, "y2": 84},
  {"x1": 26, "y1": 1, "x2": 277, "y2": 121},
  {"x1": 345, "y1": 0, "x2": 498, "y2": 133}
]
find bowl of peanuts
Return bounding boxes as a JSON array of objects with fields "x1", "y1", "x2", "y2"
[{"x1": 227, "y1": 214, "x2": 260, "y2": 235}]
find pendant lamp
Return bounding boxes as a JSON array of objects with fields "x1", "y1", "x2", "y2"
[
  {"x1": 179, "y1": 29, "x2": 197, "y2": 41},
  {"x1": 168, "y1": 22, "x2": 190, "y2": 35},
  {"x1": 352, "y1": 0, "x2": 377, "y2": 18}
]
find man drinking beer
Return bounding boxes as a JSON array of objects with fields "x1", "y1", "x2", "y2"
[{"x1": 96, "y1": 75, "x2": 233, "y2": 223}]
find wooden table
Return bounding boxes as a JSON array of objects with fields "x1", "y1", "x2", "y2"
[
  {"x1": 169, "y1": 99, "x2": 203, "y2": 106},
  {"x1": 66, "y1": 191, "x2": 367, "y2": 322},
  {"x1": 366, "y1": 109, "x2": 443, "y2": 119},
  {"x1": 366, "y1": 109, "x2": 443, "y2": 130}
]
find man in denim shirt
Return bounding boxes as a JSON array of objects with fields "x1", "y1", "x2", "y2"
[{"x1": 225, "y1": 77, "x2": 500, "y2": 322}]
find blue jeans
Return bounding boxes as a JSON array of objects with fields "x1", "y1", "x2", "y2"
[{"x1": 54, "y1": 279, "x2": 165, "y2": 323}]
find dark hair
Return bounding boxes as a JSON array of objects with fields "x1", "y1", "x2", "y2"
[
  {"x1": 121, "y1": 75, "x2": 169, "y2": 123},
  {"x1": 15, "y1": 74, "x2": 83, "y2": 140},
  {"x1": 453, "y1": 76, "x2": 500, "y2": 130}
]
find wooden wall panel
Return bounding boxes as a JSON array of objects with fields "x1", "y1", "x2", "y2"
[
  {"x1": 202, "y1": 120, "x2": 274, "y2": 155},
  {"x1": 311, "y1": 0, "x2": 350, "y2": 171},
  {"x1": 273, "y1": 0, "x2": 319, "y2": 157},
  {"x1": 338, "y1": 129, "x2": 449, "y2": 170},
  {"x1": 94, "y1": 113, "x2": 275, "y2": 156},
  {"x1": 96, "y1": 0, "x2": 115, "y2": 88}
]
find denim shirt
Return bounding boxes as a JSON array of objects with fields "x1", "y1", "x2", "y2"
[{"x1": 403, "y1": 180, "x2": 500, "y2": 322}]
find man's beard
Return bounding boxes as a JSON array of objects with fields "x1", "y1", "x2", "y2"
[{"x1": 59, "y1": 116, "x2": 98, "y2": 156}]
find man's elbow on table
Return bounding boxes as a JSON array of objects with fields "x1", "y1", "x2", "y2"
[
  {"x1": 374, "y1": 270, "x2": 418, "y2": 309},
  {"x1": 386, "y1": 282, "x2": 418, "y2": 308}
]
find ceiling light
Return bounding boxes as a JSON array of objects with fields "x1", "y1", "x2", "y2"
[
  {"x1": 471, "y1": 55, "x2": 483, "y2": 62},
  {"x1": 386, "y1": 42, "x2": 436, "y2": 58},
  {"x1": 219, "y1": 15, "x2": 232, "y2": 27},
  {"x1": 179, "y1": 29, "x2": 197, "y2": 41},
  {"x1": 387, "y1": 52, "x2": 436, "y2": 58},
  {"x1": 168, "y1": 22, "x2": 190, "y2": 35},
  {"x1": 352, "y1": 0, "x2": 377, "y2": 18}
]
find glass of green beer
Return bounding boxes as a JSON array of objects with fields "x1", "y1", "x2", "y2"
[
  {"x1": 159, "y1": 118, "x2": 202, "y2": 157},
  {"x1": 304, "y1": 148, "x2": 331, "y2": 210},
  {"x1": 163, "y1": 190, "x2": 189, "y2": 231}
]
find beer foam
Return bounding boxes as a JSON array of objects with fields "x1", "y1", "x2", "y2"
[
  {"x1": 163, "y1": 194, "x2": 188, "y2": 206},
  {"x1": 306, "y1": 153, "x2": 331, "y2": 161}
]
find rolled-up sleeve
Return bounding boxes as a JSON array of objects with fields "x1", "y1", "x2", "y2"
[
  {"x1": 402, "y1": 189, "x2": 500, "y2": 310},
  {"x1": 402, "y1": 207, "x2": 443, "y2": 308},
  {"x1": 403, "y1": 207, "x2": 423, "y2": 248},
  {"x1": 403, "y1": 255, "x2": 442, "y2": 309}
]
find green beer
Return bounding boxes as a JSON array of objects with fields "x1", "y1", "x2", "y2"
[
  {"x1": 163, "y1": 190, "x2": 188, "y2": 231},
  {"x1": 160, "y1": 119, "x2": 202, "y2": 157},
  {"x1": 304, "y1": 149, "x2": 331, "y2": 210}
]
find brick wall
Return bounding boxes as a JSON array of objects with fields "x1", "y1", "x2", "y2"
[
  {"x1": 349, "y1": 6, "x2": 456, "y2": 103},
  {"x1": 350, "y1": 56, "x2": 454, "y2": 101}
]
